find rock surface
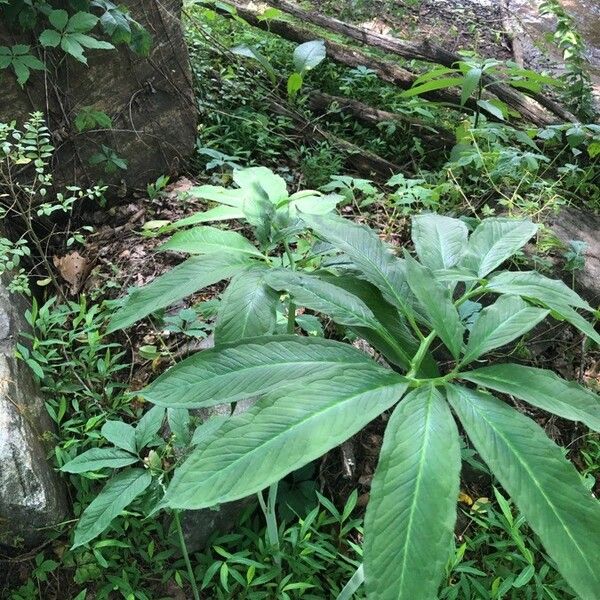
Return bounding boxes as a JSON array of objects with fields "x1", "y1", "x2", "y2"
[
  {"x1": 0, "y1": 0, "x2": 196, "y2": 195},
  {"x1": 182, "y1": 398, "x2": 257, "y2": 552},
  {"x1": 0, "y1": 282, "x2": 68, "y2": 548},
  {"x1": 546, "y1": 206, "x2": 600, "y2": 307}
]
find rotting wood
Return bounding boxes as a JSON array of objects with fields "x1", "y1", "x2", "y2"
[
  {"x1": 266, "y1": 0, "x2": 577, "y2": 125},
  {"x1": 268, "y1": 99, "x2": 404, "y2": 179},
  {"x1": 309, "y1": 91, "x2": 455, "y2": 148},
  {"x1": 222, "y1": 0, "x2": 469, "y2": 108}
]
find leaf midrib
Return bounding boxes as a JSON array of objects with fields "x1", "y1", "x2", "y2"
[
  {"x1": 169, "y1": 377, "x2": 407, "y2": 506},
  {"x1": 396, "y1": 390, "x2": 434, "y2": 597},
  {"x1": 467, "y1": 397, "x2": 596, "y2": 578}
]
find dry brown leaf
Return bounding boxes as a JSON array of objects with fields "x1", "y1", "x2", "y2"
[{"x1": 53, "y1": 251, "x2": 90, "y2": 294}]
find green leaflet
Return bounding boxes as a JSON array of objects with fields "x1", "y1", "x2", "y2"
[
  {"x1": 61, "y1": 447, "x2": 137, "y2": 473},
  {"x1": 100, "y1": 421, "x2": 137, "y2": 454},
  {"x1": 461, "y1": 295, "x2": 549, "y2": 365},
  {"x1": 106, "y1": 253, "x2": 251, "y2": 332},
  {"x1": 461, "y1": 363, "x2": 600, "y2": 431},
  {"x1": 486, "y1": 270, "x2": 592, "y2": 311},
  {"x1": 405, "y1": 253, "x2": 464, "y2": 359},
  {"x1": 411, "y1": 213, "x2": 468, "y2": 271},
  {"x1": 167, "y1": 205, "x2": 244, "y2": 230},
  {"x1": 214, "y1": 267, "x2": 279, "y2": 345},
  {"x1": 314, "y1": 273, "x2": 431, "y2": 373},
  {"x1": 447, "y1": 384, "x2": 600, "y2": 600},
  {"x1": 135, "y1": 406, "x2": 165, "y2": 450},
  {"x1": 302, "y1": 213, "x2": 414, "y2": 317},
  {"x1": 364, "y1": 386, "x2": 460, "y2": 600},
  {"x1": 164, "y1": 370, "x2": 408, "y2": 509},
  {"x1": 72, "y1": 469, "x2": 152, "y2": 548},
  {"x1": 140, "y1": 335, "x2": 380, "y2": 408},
  {"x1": 545, "y1": 302, "x2": 600, "y2": 346},
  {"x1": 265, "y1": 270, "x2": 383, "y2": 330},
  {"x1": 460, "y1": 219, "x2": 538, "y2": 277},
  {"x1": 158, "y1": 225, "x2": 264, "y2": 258}
]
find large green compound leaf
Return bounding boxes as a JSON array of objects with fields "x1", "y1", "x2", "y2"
[
  {"x1": 214, "y1": 267, "x2": 279, "y2": 345},
  {"x1": 460, "y1": 218, "x2": 538, "y2": 277},
  {"x1": 140, "y1": 336, "x2": 381, "y2": 408},
  {"x1": 72, "y1": 469, "x2": 152, "y2": 548},
  {"x1": 411, "y1": 213, "x2": 468, "y2": 271},
  {"x1": 405, "y1": 254, "x2": 465, "y2": 359},
  {"x1": 364, "y1": 386, "x2": 460, "y2": 600},
  {"x1": 158, "y1": 226, "x2": 264, "y2": 258},
  {"x1": 163, "y1": 370, "x2": 408, "y2": 509},
  {"x1": 461, "y1": 295, "x2": 549, "y2": 365},
  {"x1": 107, "y1": 253, "x2": 251, "y2": 332},
  {"x1": 447, "y1": 384, "x2": 600, "y2": 600},
  {"x1": 302, "y1": 213, "x2": 414, "y2": 317},
  {"x1": 461, "y1": 363, "x2": 600, "y2": 432}
]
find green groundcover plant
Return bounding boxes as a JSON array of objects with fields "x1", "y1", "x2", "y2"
[{"x1": 64, "y1": 167, "x2": 600, "y2": 599}]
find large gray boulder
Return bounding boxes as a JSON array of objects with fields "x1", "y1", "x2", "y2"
[
  {"x1": 546, "y1": 206, "x2": 600, "y2": 307},
  {"x1": 0, "y1": 283, "x2": 67, "y2": 548}
]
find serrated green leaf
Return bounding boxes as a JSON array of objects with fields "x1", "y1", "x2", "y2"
[
  {"x1": 214, "y1": 267, "x2": 279, "y2": 344},
  {"x1": 405, "y1": 253, "x2": 464, "y2": 359},
  {"x1": 61, "y1": 447, "x2": 137, "y2": 473},
  {"x1": 101, "y1": 421, "x2": 137, "y2": 454},
  {"x1": 72, "y1": 469, "x2": 152, "y2": 548},
  {"x1": 49, "y1": 9, "x2": 69, "y2": 30},
  {"x1": 461, "y1": 295, "x2": 549, "y2": 365},
  {"x1": 461, "y1": 219, "x2": 538, "y2": 277},
  {"x1": 140, "y1": 336, "x2": 379, "y2": 409},
  {"x1": 107, "y1": 253, "x2": 251, "y2": 332},
  {"x1": 447, "y1": 384, "x2": 600, "y2": 600},
  {"x1": 60, "y1": 36, "x2": 86, "y2": 63},
  {"x1": 135, "y1": 405, "x2": 165, "y2": 450},
  {"x1": 164, "y1": 369, "x2": 407, "y2": 509},
  {"x1": 39, "y1": 29, "x2": 62, "y2": 48},
  {"x1": 159, "y1": 225, "x2": 263, "y2": 257},
  {"x1": 461, "y1": 363, "x2": 600, "y2": 432},
  {"x1": 411, "y1": 213, "x2": 468, "y2": 271},
  {"x1": 67, "y1": 12, "x2": 98, "y2": 33},
  {"x1": 364, "y1": 386, "x2": 460, "y2": 600}
]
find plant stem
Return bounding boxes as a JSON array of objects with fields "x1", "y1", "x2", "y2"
[
  {"x1": 406, "y1": 330, "x2": 436, "y2": 378},
  {"x1": 283, "y1": 240, "x2": 296, "y2": 333},
  {"x1": 258, "y1": 483, "x2": 281, "y2": 567},
  {"x1": 173, "y1": 509, "x2": 200, "y2": 600}
]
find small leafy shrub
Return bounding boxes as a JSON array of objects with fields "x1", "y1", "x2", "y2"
[
  {"x1": 0, "y1": 113, "x2": 105, "y2": 292},
  {"x1": 105, "y1": 197, "x2": 600, "y2": 599}
]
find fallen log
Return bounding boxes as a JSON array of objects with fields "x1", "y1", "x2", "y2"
[
  {"x1": 223, "y1": 0, "x2": 469, "y2": 108},
  {"x1": 309, "y1": 92, "x2": 455, "y2": 148},
  {"x1": 268, "y1": 99, "x2": 403, "y2": 179},
  {"x1": 267, "y1": 0, "x2": 577, "y2": 125}
]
